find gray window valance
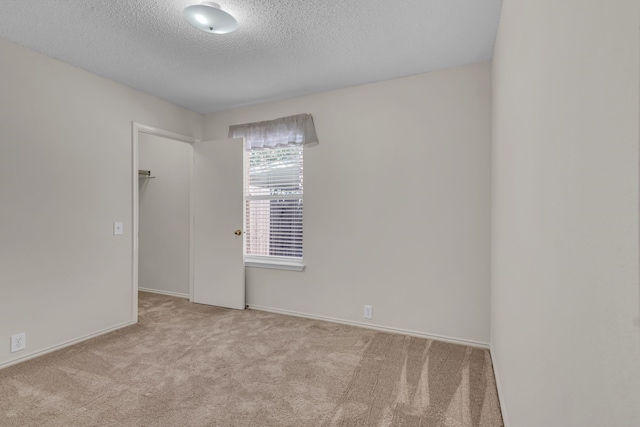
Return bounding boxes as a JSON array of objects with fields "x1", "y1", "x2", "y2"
[{"x1": 228, "y1": 113, "x2": 319, "y2": 151}]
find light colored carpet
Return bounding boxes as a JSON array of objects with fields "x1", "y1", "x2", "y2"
[{"x1": 0, "y1": 292, "x2": 503, "y2": 426}]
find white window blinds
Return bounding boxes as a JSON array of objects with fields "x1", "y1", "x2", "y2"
[{"x1": 244, "y1": 145, "x2": 303, "y2": 259}]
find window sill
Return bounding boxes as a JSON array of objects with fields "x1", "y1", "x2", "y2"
[{"x1": 244, "y1": 256, "x2": 305, "y2": 272}]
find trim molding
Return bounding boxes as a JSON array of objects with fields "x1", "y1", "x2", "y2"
[
  {"x1": 490, "y1": 347, "x2": 510, "y2": 427},
  {"x1": 248, "y1": 304, "x2": 490, "y2": 349},
  {"x1": 139, "y1": 287, "x2": 189, "y2": 299},
  {"x1": 244, "y1": 258, "x2": 305, "y2": 271},
  {"x1": 0, "y1": 320, "x2": 135, "y2": 370}
]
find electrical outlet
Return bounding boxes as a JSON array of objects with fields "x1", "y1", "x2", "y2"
[
  {"x1": 11, "y1": 333, "x2": 26, "y2": 353},
  {"x1": 364, "y1": 305, "x2": 373, "y2": 319}
]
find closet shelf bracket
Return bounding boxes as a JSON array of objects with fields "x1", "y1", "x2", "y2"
[{"x1": 138, "y1": 170, "x2": 156, "y2": 179}]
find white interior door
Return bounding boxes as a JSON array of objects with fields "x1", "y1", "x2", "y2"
[{"x1": 192, "y1": 138, "x2": 245, "y2": 309}]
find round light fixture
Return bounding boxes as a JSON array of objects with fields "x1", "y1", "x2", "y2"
[{"x1": 183, "y1": 2, "x2": 238, "y2": 34}]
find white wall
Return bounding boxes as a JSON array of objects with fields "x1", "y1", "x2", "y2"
[
  {"x1": 204, "y1": 62, "x2": 492, "y2": 345},
  {"x1": 139, "y1": 134, "x2": 191, "y2": 297},
  {"x1": 491, "y1": 0, "x2": 640, "y2": 425},
  {"x1": 0, "y1": 39, "x2": 202, "y2": 367}
]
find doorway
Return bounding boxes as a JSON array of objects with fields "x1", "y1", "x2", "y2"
[
  {"x1": 131, "y1": 123, "x2": 198, "y2": 322},
  {"x1": 138, "y1": 132, "x2": 192, "y2": 298},
  {"x1": 131, "y1": 123, "x2": 245, "y2": 322}
]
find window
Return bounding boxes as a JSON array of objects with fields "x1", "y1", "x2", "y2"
[
  {"x1": 244, "y1": 146, "x2": 303, "y2": 266},
  {"x1": 229, "y1": 113, "x2": 318, "y2": 271}
]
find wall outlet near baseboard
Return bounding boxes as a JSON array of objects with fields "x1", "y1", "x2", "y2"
[
  {"x1": 364, "y1": 305, "x2": 373, "y2": 319},
  {"x1": 11, "y1": 333, "x2": 26, "y2": 353}
]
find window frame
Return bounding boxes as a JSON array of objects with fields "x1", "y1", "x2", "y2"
[{"x1": 242, "y1": 144, "x2": 305, "y2": 272}]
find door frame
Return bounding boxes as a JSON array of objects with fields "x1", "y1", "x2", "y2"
[{"x1": 131, "y1": 122, "x2": 200, "y2": 321}]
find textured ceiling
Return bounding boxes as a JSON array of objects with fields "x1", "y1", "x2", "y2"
[{"x1": 0, "y1": 0, "x2": 503, "y2": 113}]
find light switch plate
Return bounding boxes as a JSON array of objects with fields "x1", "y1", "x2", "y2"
[{"x1": 113, "y1": 222, "x2": 124, "y2": 235}]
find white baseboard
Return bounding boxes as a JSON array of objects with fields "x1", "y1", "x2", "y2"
[
  {"x1": 490, "y1": 347, "x2": 510, "y2": 427},
  {"x1": 138, "y1": 287, "x2": 189, "y2": 299},
  {"x1": 0, "y1": 320, "x2": 136, "y2": 370},
  {"x1": 248, "y1": 304, "x2": 490, "y2": 349}
]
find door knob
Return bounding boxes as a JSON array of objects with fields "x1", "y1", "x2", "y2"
[{"x1": 234, "y1": 229, "x2": 242, "y2": 236}]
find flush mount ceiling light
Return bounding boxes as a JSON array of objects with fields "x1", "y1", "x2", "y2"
[{"x1": 183, "y1": 2, "x2": 238, "y2": 34}]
